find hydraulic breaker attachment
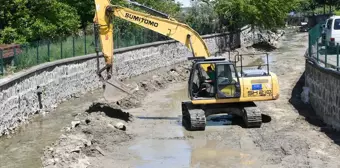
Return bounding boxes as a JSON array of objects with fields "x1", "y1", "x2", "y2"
[{"x1": 93, "y1": 22, "x2": 138, "y2": 103}]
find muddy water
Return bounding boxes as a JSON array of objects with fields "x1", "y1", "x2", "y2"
[{"x1": 0, "y1": 90, "x2": 103, "y2": 168}]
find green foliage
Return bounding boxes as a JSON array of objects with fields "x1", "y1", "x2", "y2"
[
  {"x1": 213, "y1": 0, "x2": 249, "y2": 30},
  {"x1": 60, "y1": 0, "x2": 95, "y2": 28},
  {"x1": 0, "y1": 0, "x2": 80, "y2": 44},
  {"x1": 0, "y1": 27, "x2": 27, "y2": 44},
  {"x1": 213, "y1": 0, "x2": 299, "y2": 30},
  {"x1": 181, "y1": 1, "x2": 221, "y2": 35},
  {"x1": 108, "y1": 0, "x2": 182, "y2": 45},
  {"x1": 294, "y1": 0, "x2": 317, "y2": 12},
  {"x1": 0, "y1": 0, "x2": 183, "y2": 44},
  {"x1": 132, "y1": 0, "x2": 181, "y2": 16}
]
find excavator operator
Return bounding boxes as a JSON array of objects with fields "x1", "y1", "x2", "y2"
[{"x1": 207, "y1": 66, "x2": 215, "y2": 81}]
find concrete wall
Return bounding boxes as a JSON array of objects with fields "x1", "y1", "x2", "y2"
[
  {"x1": 305, "y1": 57, "x2": 340, "y2": 131},
  {"x1": 0, "y1": 32, "x2": 239, "y2": 136}
]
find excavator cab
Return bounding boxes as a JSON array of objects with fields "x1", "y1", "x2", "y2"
[{"x1": 188, "y1": 57, "x2": 241, "y2": 100}]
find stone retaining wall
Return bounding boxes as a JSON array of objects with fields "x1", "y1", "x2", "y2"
[
  {"x1": 0, "y1": 32, "x2": 239, "y2": 136},
  {"x1": 305, "y1": 58, "x2": 340, "y2": 131}
]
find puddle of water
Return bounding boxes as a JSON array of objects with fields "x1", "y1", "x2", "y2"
[
  {"x1": 129, "y1": 139, "x2": 192, "y2": 168},
  {"x1": 128, "y1": 83, "x2": 191, "y2": 167},
  {"x1": 0, "y1": 90, "x2": 102, "y2": 168},
  {"x1": 206, "y1": 114, "x2": 233, "y2": 126},
  {"x1": 190, "y1": 139, "x2": 257, "y2": 167}
]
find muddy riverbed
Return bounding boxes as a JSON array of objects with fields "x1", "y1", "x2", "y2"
[{"x1": 2, "y1": 28, "x2": 340, "y2": 168}]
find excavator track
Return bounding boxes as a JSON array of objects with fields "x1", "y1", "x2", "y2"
[
  {"x1": 182, "y1": 102, "x2": 206, "y2": 131},
  {"x1": 242, "y1": 106, "x2": 262, "y2": 128}
]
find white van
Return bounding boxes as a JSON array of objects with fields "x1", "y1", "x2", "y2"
[{"x1": 324, "y1": 15, "x2": 340, "y2": 47}]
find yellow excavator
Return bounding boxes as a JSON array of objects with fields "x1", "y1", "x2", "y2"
[{"x1": 93, "y1": 0, "x2": 280, "y2": 131}]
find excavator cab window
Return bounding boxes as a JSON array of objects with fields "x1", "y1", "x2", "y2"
[
  {"x1": 215, "y1": 63, "x2": 241, "y2": 98},
  {"x1": 189, "y1": 63, "x2": 215, "y2": 99},
  {"x1": 188, "y1": 61, "x2": 241, "y2": 100}
]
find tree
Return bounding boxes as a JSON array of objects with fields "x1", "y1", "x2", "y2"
[
  {"x1": 212, "y1": 0, "x2": 299, "y2": 30},
  {"x1": 182, "y1": 1, "x2": 220, "y2": 35},
  {"x1": 294, "y1": 0, "x2": 317, "y2": 12},
  {"x1": 133, "y1": 0, "x2": 182, "y2": 16},
  {"x1": 0, "y1": 0, "x2": 183, "y2": 44},
  {"x1": 0, "y1": 0, "x2": 80, "y2": 44},
  {"x1": 60, "y1": 0, "x2": 96, "y2": 29}
]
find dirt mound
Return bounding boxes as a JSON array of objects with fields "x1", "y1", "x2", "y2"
[
  {"x1": 86, "y1": 102, "x2": 133, "y2": 122},
  {"x1": 251, "y1": 41, "x2": 278, "y2": 52},
  {"x1": 41, "y1": 108, "x2": 133, "y2": 168}
]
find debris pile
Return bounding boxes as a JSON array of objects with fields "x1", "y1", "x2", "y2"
[{"x1": 41, "y1": 104, "x2": 133, "y2": 168}]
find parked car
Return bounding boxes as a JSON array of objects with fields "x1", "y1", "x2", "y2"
[
  {"x1": 299, "y1": 21, "x2": 309, "y2": 32},
  {"x1": 324, "y1": 15, "x2": 340, "y2": 48}
]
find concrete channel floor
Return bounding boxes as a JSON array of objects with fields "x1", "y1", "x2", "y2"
[{"x1": 1, "y1": 29, "x2": 340, "y2": 168}]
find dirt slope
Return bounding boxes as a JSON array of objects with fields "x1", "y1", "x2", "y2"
[{"x1": 41, "y1": 29, "x2": 340, "y2": 168}]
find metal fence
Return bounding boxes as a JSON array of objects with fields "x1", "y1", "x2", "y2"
[
  {"x1": 0, "y1": 26, "x2": 169, "y2": 76},
  {"x1": 308, "y1": 21, "x2": 340, "y2": 70}
]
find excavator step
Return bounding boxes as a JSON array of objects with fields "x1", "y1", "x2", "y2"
[
  {"x1": 181, "y1": 102, "x2": 206, "y2": 131},
  {"x1": 242, "y1": 106, "x2": 262, "y2": 128}
]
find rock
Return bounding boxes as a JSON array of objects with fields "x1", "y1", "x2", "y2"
[
  {"x1": 64, "y1": 127, "x2": 71, "y2": 132},
  {"x1": 85, "y1": 119, "x2": 91, "y2": 124},
  {"x1": 54, "y1": 158, "x2": 60, "y2": 163},
  {"x1": 107, "y1": 124, "x2": 115, "y2": 129},
  {"x1": 71, "y1": 121, "x2": 81, "y2": 128},
  {"x1": 114, "y1": 122, "x2": 126, "y2": 131},
  {"x1": 44, "y1": 158, "x2": 56, "y2": 166},
  {"x1": 141, "y1": 81, "x2": 148, "y2": 87}
]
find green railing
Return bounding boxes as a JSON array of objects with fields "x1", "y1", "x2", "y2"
[
  {"x1": 309, "y1": 22, "x2": 340, "y2": 70},
  {"x1": 0, "y1": 26, "x2": 168, "y2": 77}
]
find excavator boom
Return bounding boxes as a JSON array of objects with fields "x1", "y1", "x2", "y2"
[
  {"x1": 93, "y1": 0, "x2": 212, "y2": 102},
  {"x1": 94, "y1": 0, "x2": 210, "y2": 67}
]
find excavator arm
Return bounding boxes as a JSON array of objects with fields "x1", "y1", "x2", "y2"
[
  {"x1": 93, "y1": 0, "x2": 211, "y2": 74},
  {"x1": 93, "y1": 0, "x2": 213, "y2": 103}
]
